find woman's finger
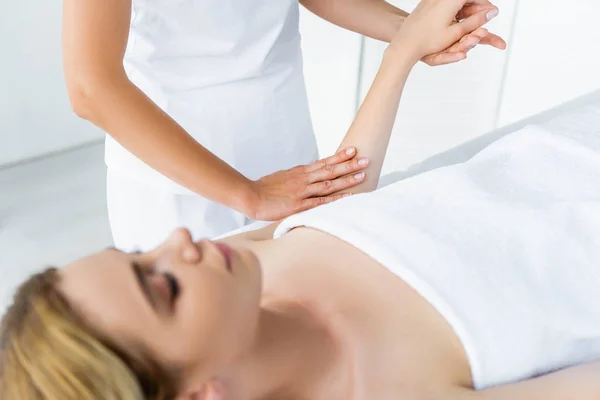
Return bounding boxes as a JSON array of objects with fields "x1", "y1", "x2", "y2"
[
  {"x1": 423, "y1": 28, "x2": 486, "y2": 66},
  {"x1": 424, "y1": 51, "x2": 467, "y2": 66},
  {"x1": 303, "y1": 147, "x2": 356, "y2": 173},
  {"x1": 307, "y1": 157, "x2": 369, "y2": 184},
  {"x1": 454, "y1": 34, "x2": 481, "y2": 53},
  {"x1": 479, "y1": 32, "x2": 507, "y2": 49},
  {"x1": 305, "y1": 171, "x2": 366, "y2": 197},
  {"x1": 472, "y1": 28, "x2": 489, "y2": 38}
]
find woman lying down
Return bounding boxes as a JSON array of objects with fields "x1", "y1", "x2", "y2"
[{"x1": 3, "y1": 1, "x2": 600, "y2": 399}]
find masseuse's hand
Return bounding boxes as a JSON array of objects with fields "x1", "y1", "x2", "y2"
[
  {"x1": 421, "y1": 1, "x2": 506, "y2": 66},
  {"x1": 246, "y1": 147, "x2": 368, "y2": 221},
  {"x1": 455, "y1": 2, "x2": 506, "y2": 49},
  {"x1": 392, "y1": 0, "x2": 503, "y2": 64}
]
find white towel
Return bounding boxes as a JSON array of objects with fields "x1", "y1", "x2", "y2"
[{"x1": 275, "y1": 121, "x2": 600, "y2": 389}]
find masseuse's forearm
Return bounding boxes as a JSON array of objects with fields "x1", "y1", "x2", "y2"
[
  {"x1": 335, "y1": 49, "x2": 414, "y2": 193},
  {"x1": 300, "y1": 0, "x2": 407, "y2": 43},
  {"x1": 75, "y1": 76, "x2": 252, "y2": 213},
  {"x1": 63, "y1": 0, "x2": 253, "y2": 214}
]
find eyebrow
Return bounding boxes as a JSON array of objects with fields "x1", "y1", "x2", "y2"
[
  {"x1": 132, "y1": 261, "x2": 158, "y2": 311},
  {"x1": 106, "y1": 247, "x2": 157, "y2": 310}
]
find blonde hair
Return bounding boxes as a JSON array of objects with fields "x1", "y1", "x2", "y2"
[{"x1": 0, "y1": 268, "x2": 178, "y2": 400}]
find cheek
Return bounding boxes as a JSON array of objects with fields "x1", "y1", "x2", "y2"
[
  {"x1": 174, "y1": 269, "x2": 261, "y2": 365},
  {"x1": 173, "y1": 271, "x2": 241, "y2": 358}
]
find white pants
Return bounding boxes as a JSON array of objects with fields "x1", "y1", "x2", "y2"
[{"x1": 107, "y1": 169, "x2": 249, "y2": 252}]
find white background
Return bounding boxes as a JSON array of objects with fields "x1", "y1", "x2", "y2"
[{"x1": 1, "y1": 0, "x2": 599, "y2": 168}]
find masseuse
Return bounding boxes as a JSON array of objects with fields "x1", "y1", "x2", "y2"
[{"x1": 63, "y1": 0, "x2": 505, "y2": 251}]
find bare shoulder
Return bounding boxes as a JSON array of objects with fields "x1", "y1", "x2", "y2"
[
  {"x1": 450, "y1": 361, "x2": 600, "y2": 400},
  {"x1": 220, "y1": 222, "x2": 282, "y2": 244}
]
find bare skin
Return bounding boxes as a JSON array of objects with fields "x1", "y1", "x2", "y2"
[
  {"x1": 57, "y1": 1, "x2": 600, "y2": 399},
  {"x1": 237, "y1": 227, "x2": 474, "y2": 399}
]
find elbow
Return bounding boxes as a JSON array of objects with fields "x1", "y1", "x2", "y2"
[
  {"x1": 66, "y1": 70, "x2": 125, "y2": 121},
  {"x1": 67, "y1": 80, "x2": 98, "y2": 121}
]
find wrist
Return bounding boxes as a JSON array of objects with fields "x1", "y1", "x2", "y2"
[
  {"x1": 232, "y1": 179, "x2": 260, "y2": 219},
  {"x1": 383, "y1": 41, "x2": 420, "y2": 70}
]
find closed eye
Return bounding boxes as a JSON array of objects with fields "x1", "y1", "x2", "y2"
[
  {"x1": 132, "y1": 261, "x2": 157, "y2": 310},
  {"x1": 164, "y1": 272, "x2": 180, "y2": 305},
  {"x1": 119, "y1": 247, "x2": 179, "y2": 313}
]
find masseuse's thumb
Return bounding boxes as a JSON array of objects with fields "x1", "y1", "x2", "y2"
[{"x1": 449, "y1": 7, "x2": 499, "y2": 41}]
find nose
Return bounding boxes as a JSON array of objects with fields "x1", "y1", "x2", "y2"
[
  {"x1": 167, "y1": 227, "x2": 194, "y2": 244},
  {"x1": 165, "y1": 227, "x2": 201, "y2": 263}
]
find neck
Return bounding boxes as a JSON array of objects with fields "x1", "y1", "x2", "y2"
[{"x1": 224, "y1": 304, "x2": 343, "y2": 400}]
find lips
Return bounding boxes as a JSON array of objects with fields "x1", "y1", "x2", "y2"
[{"x1": 214, "y1": 242, "x2": 233, "y2": 273}]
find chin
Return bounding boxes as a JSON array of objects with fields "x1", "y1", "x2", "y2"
[{"x1": 238, "y1": 246, "x2": 262, "y2": 277}]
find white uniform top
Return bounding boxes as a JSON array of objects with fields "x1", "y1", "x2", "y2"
[
  {"x1": 275, "y1": 123, "x2": 600, "y2": 390},
  {"x1": 106, "y1": 0, "x2": 317, "y2": 193}
]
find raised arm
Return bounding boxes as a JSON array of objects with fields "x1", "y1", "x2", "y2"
[
  {"x1": 333, "y1": 0, "x2": 500, "y2": 194},
  {"x1": 457, "y1": 361, "x2": 600, "y2": 400},
  {"x1": 225, "y1": 0, "x2": 502, "y2": 241}
]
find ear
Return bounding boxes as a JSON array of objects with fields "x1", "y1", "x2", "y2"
[{"x1": 177, "y1": 379, "x2": 227, "y2": 400}]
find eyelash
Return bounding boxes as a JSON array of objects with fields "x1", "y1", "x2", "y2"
[
  {"x1": 145, "y1": 265, "x2": 180, "y2": 307},
  {"x1": 131, "y1": 250, "x2": 180, "y2": 308},
  {"x1": 164, "y1": 272, "x2": 180, "y2": 303}
]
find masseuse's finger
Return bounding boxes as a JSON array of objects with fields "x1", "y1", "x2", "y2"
[
  {"x1": 295, "y1": 192, "x2": 352, "y2": 213},
  {"x1": 449, "y1": 7, "x2": 499, "y2": 40},
  {"x1": 307, "y1": 157, "x2": 369, "y2": 184},
  {"x1": 304, "y1": 171, "x2": 366, "y2": 197},
  {"x1": 303, "y1": 147, "x2": 357, "y2": 173},
  {"x1": 458, "y1": 0, "x2": 498, "y2": 6},
  {"x1": 456, "y1": 3, "x2": 495, "y2": 21}
]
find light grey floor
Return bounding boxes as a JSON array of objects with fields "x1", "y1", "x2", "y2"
[{"x1": 0, "y1": 143, "x2": 113, "y2": 313}]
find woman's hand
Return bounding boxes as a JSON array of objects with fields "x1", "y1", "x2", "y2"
[
  {"x1": 421, "y1": 1, "x2": 506, "y2": 66},
  {"x1": 422, "y1": 26, "x2": 490, "y2": 66},
  {"x1": 245, "y1": 148, "x2": 369, "y2": 221},
  {"x1": 390, "y1": 0, "x2": 502, "y2": 64}
]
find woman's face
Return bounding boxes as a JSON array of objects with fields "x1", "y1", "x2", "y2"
[{"x1": 59, "y1": 228, "x2": 263, "y2": 391}]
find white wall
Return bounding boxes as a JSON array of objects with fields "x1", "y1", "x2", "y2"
[
  {"x1": 497, "y1": 0, "x2": 600, "y2": 125},
  {"x1": 0, "y1": 1, "x2": 103, "y2": 167},
  {"x1": 299, "y1": 8, "x2": 363, "y2": 157}
]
